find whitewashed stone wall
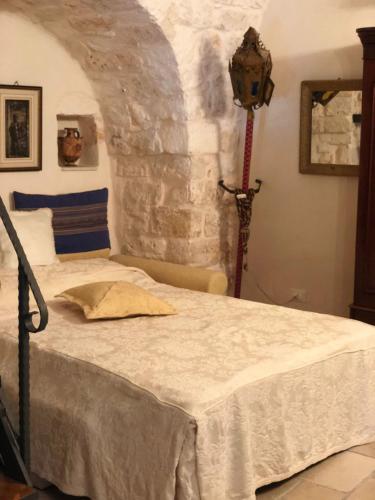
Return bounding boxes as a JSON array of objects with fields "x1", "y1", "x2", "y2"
[
  {"x1": 2, "y1": 0, "x2": 269, "y2": 273},
  {"x1": 311, "y1": 91, "x2": 362, "y2": 165}
]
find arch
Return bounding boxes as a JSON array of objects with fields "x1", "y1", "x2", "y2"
[
  {"x1": 1, "y1": 0, "x2": 270, "y2": 270},
  {"x1": 2, "y1": 0, "x2": 187, "y2": 257}
]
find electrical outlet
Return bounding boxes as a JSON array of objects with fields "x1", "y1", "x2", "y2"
[{"x1": 290, "y1": 288, "x2": 307, "y2": 303}]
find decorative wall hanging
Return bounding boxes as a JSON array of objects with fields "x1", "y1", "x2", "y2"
[
  {"x1": 0, "y1": 84, "x2": 42, "y2": 172},
  {"x1": 219, "y1": 27, "x2": 274, "y2": 298}
]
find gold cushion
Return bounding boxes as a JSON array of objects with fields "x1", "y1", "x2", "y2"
[
  {"x1": 58, "y1": 248, "x2": 110, "y2": 262},
  {"x1": 56, "y1": 281, "x2": 176, "y2": 320},
  {"x1": 110, "y1": 255, "x2": 228, "y2": 295}
]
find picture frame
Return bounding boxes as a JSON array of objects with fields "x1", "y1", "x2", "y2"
[
  {"x1": 0, "y1": 84, "x2": 42, "y2": 172},
  {"x1": 299, "y1": 79, "x2": 362, "y2": 176}
]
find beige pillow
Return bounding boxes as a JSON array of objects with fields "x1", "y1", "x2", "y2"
[
  {"x1": 0, "y1": 208, "x2": 58, "y2": 269},
  {"x1": 56, "y1": 281, "x2": 176, "y2": 320}
]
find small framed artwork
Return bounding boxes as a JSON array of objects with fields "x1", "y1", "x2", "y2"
[{"x1": 0, "y1": 84, "x2": 42, "y2": 172}]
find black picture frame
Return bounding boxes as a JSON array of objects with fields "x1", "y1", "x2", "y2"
[{"x1": 0, "y1": 84, "x2": 42, "y2": 172}]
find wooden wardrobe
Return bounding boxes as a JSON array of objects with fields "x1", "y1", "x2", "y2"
[{"x1": 351, "y1": 27, "x2": 375, "y2": 324}]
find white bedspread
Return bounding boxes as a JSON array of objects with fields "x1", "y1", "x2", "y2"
[{"x1": 1, "y1": 258, "x2": 375, "y2": 500}]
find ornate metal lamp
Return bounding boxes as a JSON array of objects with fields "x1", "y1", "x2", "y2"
[
  {"x1": 220, "y1": 27, "x2": 274, "y2": 298},
  {"x1": 229, "y1": 27, "x2": 274, "y2": 113}
]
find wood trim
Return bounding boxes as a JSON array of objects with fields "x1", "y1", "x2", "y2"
[
  {"x1": 0, "y1": 84, "x2": 42, "y2": 172},
  {"x1": 363, "y1": 83, "x2": 375, "y2": 293},
  {"x1": 352, "y1": 28, "x2": 375, "y2": 316},
  {"x1": 350, "y1": 304, "x2": 375, "y2": 325},
  {"x1": 353, "y1": 61, "x2": 375, "y2": 306},
  {"x1": 357, "y1": 28, "x2": 375, "y2": 59}
]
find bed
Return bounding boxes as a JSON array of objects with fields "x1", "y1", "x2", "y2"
[{"x1": 1, "y1": 257, "x2": 375, "y2": 500}]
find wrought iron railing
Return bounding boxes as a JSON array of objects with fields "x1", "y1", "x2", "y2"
[{"x1": 0, "y1": 196, "x2": 48, "y2": 484}]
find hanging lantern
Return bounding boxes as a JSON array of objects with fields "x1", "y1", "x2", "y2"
[
  {"x1": 229, "y1": 27, "x2": 274, "y2": 111},
  {"x1": 220, "y1": 27, "x2": 274, "y2": 299}
]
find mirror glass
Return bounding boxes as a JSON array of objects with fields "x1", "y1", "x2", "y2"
[{"x1": 300, "y1": 80, "x2": 362, "y2": 176}]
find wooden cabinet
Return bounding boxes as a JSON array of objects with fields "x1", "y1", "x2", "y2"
[{"x1": 351, "y1": 27, "x2": 375, "y2": 324}]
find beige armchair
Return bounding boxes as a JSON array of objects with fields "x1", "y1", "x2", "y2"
[{"x1": 110, "y1": 255, "x2": 228, "y2": 295}]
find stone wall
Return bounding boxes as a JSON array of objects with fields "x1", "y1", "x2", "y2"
[
  {"x1": 2, "y1": 0, "x2": 270, "y2": 275},
  {"x1": 311, "y1": 90, "x2": 361, "y2": 165}
]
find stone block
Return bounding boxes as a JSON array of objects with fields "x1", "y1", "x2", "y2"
[
  {"x1": 118, "y1": 129, "x2": 163, "y2": 155},
  {"x1": 163, "y1": 185, "x2": 191, "y2": 206},
  {"x1": 323, "y1": 133, "x2": 351, "y2": 146},
  {"x1": 335, "y1": 145, "x2": 349, "y2": 164},
  {"x1": 323, "y1": 116, "x2": 351, "y2": 133},
  {"x1": 205, "y1": 179, "x2": 222, "y2": 203},
  {"x1": 317, "y1": 152, "x2": 334, "y2": 164},
  {"x1": 29, "y1": 4, "x2": 62, "y2": 22},
  {"x1": 184, "y1": 93, "x2": 207, "y2": 120},
  {"x1": 151, "y1": 207, "x2": 203, "y2": 238},
  {"x1": 122, "y1": 23, "x2": 168, "y2": 45},
  {"x1": 188, "y1": 121, "x2": 220, "y2": 154},
  {"x1": 188, "y1": 180, "x2": 208, "y2": 205},
  {"x1": 219, "y1": 152, "x2": 238, "y2": 176},
  {"x1": 84, "y1": 49, "x2": 123, "y2": 73},
  {"x1": 115, "y1": 156, "x2": 154, "y2": 177},
  {"x1": 128, "y1": 102, "x2": 152, "y2": 128},
  {"x1": 121, "y1": 211, "x2": 151, "y2": 235},
  {"x1": 325, "y1": 95, "x2": 351, "y2": 116},
  {"x1": 123, "y1": 236, "x2": 168, "y2": 261},
  {"x1": 85, "y1": 0, "x2": 142, "y2": 12},
  {"x1": 338, "y1": 90, "x2": 353, "y2": 97},
  {"x1": 164, "y1": 1, "x2": 213, "y2": 29},
  {"x1": 190, "y1": 154, "x2": 220, "y2": 179},
  {"x1": 349, "y1": 147, "x2": 360, "y2": 165},
  {"x1": 312, "y1": 117, "x2": 324, "y2": 134},
  {"x1": 132, "y1": 97, "x2": 186, "y2": 123},
  {"x1": 213, "y1": 7, "x2": 256, "y2": 31},
  {"x1": 166, "y1": 237, "x2": 221, "y2": 266},
  {"x1": 317, "y1": 141, "x2": 335, "y2": 154},
  {"x1": 220, "y1": 124, "x2": 241, "y2": 153},
  {"x1": 204, "y1": 210, "x2": 221, "y2": 237},
  {"x1": 122, "y1": 179, "x2": 164, "y2": 210},
  {"x1": 158, "y1": 122, "x2": 189, "y2": 154},
  {"x1": 109, "y1": 134, "x2": 133, "y2": 156},
  {"x1": 68, "y1": 14, "x2": 115, "y2": 36},
  {"x1": 162, "y1": 176, "x2": 211, "y2": 206},
  {"x1": 152, "y1": 155, "x2": 193, "y2": 181}
]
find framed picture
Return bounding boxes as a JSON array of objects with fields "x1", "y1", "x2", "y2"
[{"x1": 0, "y1": 84, "x2": 42, "y2": 172}]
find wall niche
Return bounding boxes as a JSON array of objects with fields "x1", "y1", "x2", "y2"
[{"x1": 57, "y1": 114, "x2": 98, "y2": 170}]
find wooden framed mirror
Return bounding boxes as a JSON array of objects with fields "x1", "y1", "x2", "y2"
[{"x1": 299, "y1": 79, "x2": 362, "y2": 176}]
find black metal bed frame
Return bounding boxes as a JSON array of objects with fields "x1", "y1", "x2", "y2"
[{"x1": 0, "y1": 196, "x2": 48, "y2": 485}]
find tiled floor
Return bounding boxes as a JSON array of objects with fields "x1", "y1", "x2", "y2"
[
  {"x1": 256, "y1": 442, "x2": 375, "y2": 499},
  {"x1": 33, "y1": 442, "x2": 375, "y2": 499}
]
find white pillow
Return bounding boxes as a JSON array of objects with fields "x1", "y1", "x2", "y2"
[{"x1": 0, "y1": 209, "x2": 58, "y2": 269}]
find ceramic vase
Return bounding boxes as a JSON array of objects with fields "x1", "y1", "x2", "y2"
[{"x1": 61, "y1": 128, "x2": 83, "y2": 165}]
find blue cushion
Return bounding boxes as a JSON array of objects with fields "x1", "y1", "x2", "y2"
[{"x1": 13, "y1": 188, "x2": 110, "y2": 255}]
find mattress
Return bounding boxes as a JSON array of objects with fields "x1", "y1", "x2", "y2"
[{"x1": 1, "y1": 258, "x2": 375, "y2": 500}]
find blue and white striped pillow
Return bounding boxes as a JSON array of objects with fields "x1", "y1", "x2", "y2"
[{"x1": 13, "y1": 188, "x2": 110, "y2": 257}]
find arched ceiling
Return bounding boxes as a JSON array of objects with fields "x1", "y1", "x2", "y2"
[{"x1": 1, "y1": 0, "x2": 270, "y2": 268}]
